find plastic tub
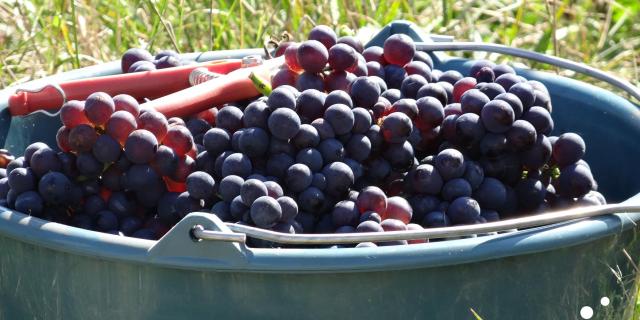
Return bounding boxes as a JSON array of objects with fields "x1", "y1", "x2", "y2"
[{"x1": 0, "y1": 21, "x2": 639, "y2": 319}]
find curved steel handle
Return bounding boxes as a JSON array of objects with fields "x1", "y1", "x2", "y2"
[
  {"x1": 192, "y1": 204, "x2": 640, "y2": 245},
  {"x1": 415, "y1": 41, "x2": 640, "y2": 103}
]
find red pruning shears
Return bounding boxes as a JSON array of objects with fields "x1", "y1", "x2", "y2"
[{"x1": 8, "y1": 59, "x2": 244, "y2": 116}]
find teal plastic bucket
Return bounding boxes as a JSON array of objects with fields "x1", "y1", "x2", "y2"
[{"x1": 0, "y1": 21, "x2": 639, "y2": 319}]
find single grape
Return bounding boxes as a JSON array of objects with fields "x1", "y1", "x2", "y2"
[
  {"x1": 84, "y1": 92, "x2": 115, "y2": 127},
  {"x1": 481, "y1": 99, "x2": 515, "y2": 133},
  {"x1": 216, "y1": 105, "x2": 244, "y2": 132},
  {"x1": 221, "y1": 153, "x2": 252, "y2": 178},
  {"x1": 328, "y1": 43, "x2": 357, "y2": 72},
  {"x1": 552, "y1": 132, "x2": 586, "y2": 167},
  {"x1": 124, "y1": 129, "x2": 158, "y2": 164},
  {"x1": 296, "y1": 40, "x2": 328, "y2": 74},
  {"x1": 60, "y1": 100, "x2": 91, "y2": 128},
  {"x1": 268, "y1": 108, "x2": 301, "y2": 140},
  {"x1": 381, "y1": 112, "x2": 412, "y2": 143},
  {"x1": 308, "y1": 25, "x2": 337, "y2": 49},
  {"x1": 331, "y1": 200, "x2": 359, "y2": 227},
  {"x1": 460, "y1": 89, "x2": 490, "y2": 115},
  {"x1": 404, "y1": 61, "x2": 432, "y2": 81},
  {"x1": 296, "y1": 72, "x2": 325, "y2": 92},
  {"x1": 186, "y1": 171, "x2": 215, "y2": 200},
  {"x1": 121, "y1": 48, "x2": 153, "y2": 73},
  {"x1": 68, "y1": 124, "x2": 98, "y2": 153},
  {"x1": 163, "y1": 125, "x2": 194, "y2": 157},
  {"x1": 383, "y1": 34, "x2": 416, "y2": 66},
  {"x1": 137, "y1": 110, "x2": 169, "y2": 143},
  {"x1": 92, "y1": 134, "x2": 122, "y2": 164},
  {"x1": 473, "y1": 178, "x2": 507, "y2": 210},
  {"x1": 447, "y1": 196, "x2": 481, "y2": 225},
  {"x1": 350, "y1": 76, "x2": 381, "y2": 109},
  {"x1": 522, "y1": 106, "x2": 554, "y2": 135},
  {"x1": 251, "y1": 196, "x2": 282, "y2": 228}
]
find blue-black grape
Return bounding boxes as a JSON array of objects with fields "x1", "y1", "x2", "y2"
[
  {"x1": 515, "y1": 178, "x2": 546, "y2": 211},
  {"x1": 317, "y1": 138, "x2": 345, "y2": 163},
  {"x1": 93, "y1": 134, "x2": 122, "y2": 164},
  {"x1": 522, "y1": 106, "x2": 554, "y2": 135},
  {"x1": 552, "y1": 132, "x2": 585, "y2": 167},
  {"x1": 400, "y1": 74, "x2": 428, "y2": 99},
  {"x1": 506, "y1": 119, "x2": 537, "y2": 150},
  {"x1": 442, "y1": 178, "x2": 472, "y2": 201},
  {"x1": 410, "y1": 164, "x2": 443, "y2": 195},
  {"x1": 460, "y1": 89, "x2": 490, "y2": 115},
  {"x1": 508, "y1": 82, "x2": 535, "y2": 110},
  {"x1": 240, "y1": 179, "x2": 268, "y2": 206},
  {"x1": 251, "y1": 196, "x2": 282, "y2": 228},
  {"x1": 219, "y1": 175, "x2": 244, "y2": 202},
  {"x1": 296, "y1": 148, "x2": 324, "y2": 172},
  {"x1": 186, "y1": 171, "x2": 215, "y2": 200},
  {"x1": 331, "y1": 200, "x2": 359, "y2": 227},
  {"x1": 473, "y1": 177, "x2": 507, "y2": 210},
  {"x1": 268, "y1": 108, "x2": 301, "y2": 140},
  {"x1": 221, "y1": 153, "x2": 252, "y2": 178},
  {"x1": 447, "y1": 196, "x2": 481, "y2": 225},
  {"x1": 383, "y1": 65, "x2": 407, "y2": 89},
  {"x1": 285, "y1": 164, "x2": 313, "y2": 193},
  {"x1": 381, "y1": 112, "x2": 413, "y2": 143}
]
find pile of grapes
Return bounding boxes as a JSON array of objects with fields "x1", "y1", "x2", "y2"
[
  {"x1": 0, "y1": 25, "x2": 605, "y2": 247},
  {"x1": 122, "y1": 48, "x2": 187, "y2": 73}
]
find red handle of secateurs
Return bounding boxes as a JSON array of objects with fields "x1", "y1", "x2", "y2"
[
  {"x1": 140, "y1": 56, "x2": 285, "y2": 118},
  {"x1": 8, "y1": 59, "x2": 243, "y2": 116}
]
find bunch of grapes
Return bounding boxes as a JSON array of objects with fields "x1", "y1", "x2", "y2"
[
  {"x1": 0, "y1": 92, "x2": 216, "y2": 240},
  {"x1": 121, "y1": 48, "x2": 188, "y2": 73},
  {"x1": 0, "y1": 25, "x2": 606, "y2": 248}
]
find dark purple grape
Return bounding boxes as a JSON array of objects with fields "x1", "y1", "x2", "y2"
[
  {"x1": 186, "y1": 171, "x2": 215, "y2": 200},
  {"x1": 494, "y1": 92, "x2": 524, "y2": 120},
  {"x1": 383, "y1": 34, "x2": 415, "y2": 66},
  {"x1": 219, "y1": 175, "x2": 244, "y2": 202},
  {"x1": 442, "y1": 178, "x2": 472, "y2": 201},
  {"x1": 415, "y1": 96, "x2": 444, "y2": 130},
  {"x1": 296, "y1": 72, "x2": 325, "y2": 91},
  {"x1": 84, "y1": 92, "x2": 115, "y2": 127},
  {"x1": 345, "y1": 134, "x2": 372, "y2": 162},
  {"x1": 381, "y1": 112, "x2": 412, "y2": 143},
  {"x1": 460, "y1": 89, "x2": 490, "y2": 115},
  {"x1": 508, "y1": 82, "x2": 535, "y2": 110},
  {"x1": 439, "y1": 70, "x2": 463, "y2": 85},
  {"x1": 408, "y1": 195, "x2": 439, "y2": 223},
  {"x1": 324, "y1": 90, "x2": 353, "y2": 109},
  {"x1": 411, "y1": 164, "x2": 443, "y2": 195},
  {"x1": 292, "y1": 124, "x2": 320, "y2": 149},
  {"x1": 383, "y1": 64, "x2": 407, "y2": 89},
  {"x1": 384, "y1": 141, "x2": 414, "y2": 171},
  {"x1": 474, "y1": 66, "x2": 495, "y2": 83},
  {"x1": 108, "y1": 192, "x2": 135, "y2": 218},
  {"x1": 121, "y1": 48, "x2": 153, "y2": 73},
  {"x1": 356, "y1": 220, "x2": 384, "y2": 233},
  {"x1": 474, "y1": 177, "x2": 507, "y2": 210},
  {"x1": 297, "y1": 187, "x2": 326, "y2": 214},
  {"x1": 328, "y1": 43, "x2": 357, "y2": 72},
  {"x1": 8, "y1": 167, "x2": 36, "y2": 194},
  {"x1": 521, "y1": 134, "x2": 552, "y2": 170},
  {"x1": 202, "y1": 128, "x2": 230, "y2": 157},
  {"x1": 317, "y1": 138, "x2": 345, "y2": 163},
  {"x1": 324, "y1": 104, "x2": 354, "y2": 135},
  {"x1": 366, "y1": 61, "x2": 385, "y2": 78},
  {"x1": 215, "y1": 105, "x2": 244, "y2": 133},
  {"x1": 323, "y1": 70, "x2": 355, "y2": 92},
  {"x1": 238, "y1": 127, "x2": 269, "y2": 157},
  {"x1": 494, "y1": 74, "x2": 521, "y2": 92},
  {"x1": 469, "y1": 60, "x2": 496, "y2": 78},
  {"x1": 422, "y1": 211, "x2": 450, "y2": 227},
  {"x1": 92, "y1": 134, "x2": 121, "y2": 164},
  {"x1": 398, "y1": 75, "x2": 426, "y2": 100},
  {"x1": 124, "y1": 164, "x2": 160, "y2": 191},
  {"x1": 350, "y1": 76, "x2": 381, "y2": 109},
  {"x1": 16, "y1": 194, "x2": 45, "y2": 218},
  {"x1": 296, "y1": 148, "x2": 323, "y2": 172},
  {"x1": 552, "y1": 133, "x2": 585, "y2": 167},
  {"x1": 516, "y1": 178, "x2": 546, "y2": 211},
  {"x1": 267, "y1": 87, "x2": 297, "y2": 111},
  {"x1": 332, "y1": 200, "x2": 359, "y2": 227},
  {"x1": 268, "y1": 108, "x2": 301, "y2": 140},
  {"x1": 251, "y1": 196, "x2": 282, "y2": 228},
  {"x1": 322, "y1": 162, "x2": 354, "y2": 197},
  {"x1": 404, "y1": 60, "x2": 432, "y2": 81},
  {"x1": 284, "y1": 164, "x2": 313, "y2": 193},
  {"x1": 29, "y1": 147, "x2": 62, "y2": 178},
  {"x1": 417, "y1": 83, "x2": 448, "y2": 106},
  {"x1": 447, "y1": 197, "x2": 481, "y2": 225},
  {"x1": 124, "y1": 129, "x2": 158, "y2": 164},
  {"x1": 266, "y1": 153, "x2": 294, "y2": 178},
  {"x1": 263, "y1": 181, "x2": 283, "y2": 199},
  {"x1": 455, "y1": 113, "x2": 485, "y2": 147},
  {"x1": 346, "y1": 54, "x2": 367, "y2": 77},
  {"x1": 481, "y1": 99, "x2": 515, "y2": 133},
  {"x1": 272, "y1": 68, "x2": 298, "y2": 88},
  {"x1": 68, "y1": 124, "x2": 98, "y2": 153},
  {"x1": 506, "y1": 119, "x2": 537, "y2": 150},
  {"x1": 24, "y1": 142, "x2": 49, "y2": 165},
  {"x1": 380, "y1": 89, "x2": 401, "y2": 105},
  {"x1": 492, "y1": 64, "x2": 515, "y2": 77},
  {"x1": 174, "y1": 191, "x2": 203, "y2": 218},
  {"x1": 129, "y1": 60, "x2": 155, "y2": 72},
  {"x1": 522, "y1": 106, "x2": 554, "y2": 135},
  {"x1": 362, "y1": 46, "x2": 385, "y2": 64},
  {"x1": 480, "y1": 133, "x2": 508, "y2": 157},
  {"x1": 533, "y1": 89, "x2": 552, "y2": 112},
  {"x1": 155, "y1": 55, "x2": 180, "y2": 69},
  {"x1": 221, "y1": 153, "x2": 252, "y2": 178},
  {"x1": 308, "y1": 25, "x2": 337, "y2": 49},
  {"x1": 37, "y1": 172, "x2": 72, "y2": 205},
  {"x1": 337, "y1": 36, "x2": 363, "y2": 53},
  {"x1": 477, "y1": 82, "x2": 505, "y2": 100},
  {"x1": 97, "y1": 210, "x2": 119, "y2": 231},
  {"x1": 295, "y1": 89, "x2": 326, "y2": 123},
  {"x1": 297, "y1": 40, "x2": 328, "y2": 73},
  {"x1": 240, "y1": 179, "x2": 268, "y2": 206}
]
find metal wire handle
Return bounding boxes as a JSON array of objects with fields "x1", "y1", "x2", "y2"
[
  {"x1": 192, "y1": 204, "x2": 640, "y2": 244},
  {"x1": 415, "y1": 41, "x2": 640, "y2": 102}
]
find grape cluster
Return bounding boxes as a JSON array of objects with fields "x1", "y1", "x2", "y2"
[
  {"x1": 0, "y1": 25, "x2": 606, "y2": 247},
  {"x1": 0, "y1": 92, "x2": 215, "y2": 239},
  {"x1": 121, "y1": 48, "x2": 188, "y2": 73}
]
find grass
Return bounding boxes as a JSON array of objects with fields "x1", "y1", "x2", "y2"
[
  {"x1": 0, "y1": 0, "x2": 638, "y2": 92},
  {"x1": 1, "y1": 0, "x2": 640, "y2": 317}
]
